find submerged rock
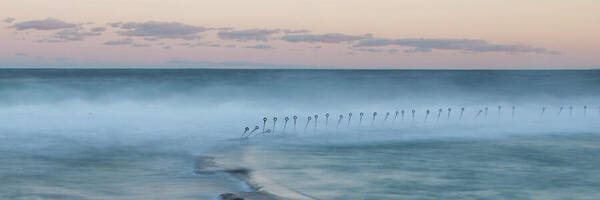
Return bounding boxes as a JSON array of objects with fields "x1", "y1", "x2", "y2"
[
  {"x1": 218, "y1": 193, "x2": 244, "y2": 200},
  {"x1": 218, "y1": 192, "x2": 284, "y2": 200},
  {"x1": 193, "y1": 156, "x2": 219, "y2": 174},
  {"x1": 194, "y1": 156, "x2": 216, "y2": 169}
]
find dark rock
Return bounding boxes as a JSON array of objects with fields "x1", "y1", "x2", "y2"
[
  {"x1": 218, "y1": 193, "x2": 244, "y2": 200},
  {"x1": 224, "y1": 168, "x2": 250, "y2": 175}
]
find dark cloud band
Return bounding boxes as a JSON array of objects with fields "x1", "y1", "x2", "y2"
[
  {"x1": 282, "y1": 33, "x2": 370, "y2": 43},
  {"x1": 245, "y1": 44, "x2": 274, "y2": 49},
  {"x1": 103, "y1": 38, "x2": 133, "y2": 46},
  {"x1": 355, "y1": 38, "x2": 561, "y2": 54},
  {"x1": 7, "y1": 18, "x2": 561, "y2": 55},
  {"x1": 113, "y1": 21, "x2": 208, "y2": 40},
  {"x1": 218, "y1": 29, "x2": 281, "y2": 42},
  {"x1": 3, "y1": 17, "x2": 15, "y2": 23},
  {"x1": 11, "y1": 18, "x2": 77, "y2": 30}
]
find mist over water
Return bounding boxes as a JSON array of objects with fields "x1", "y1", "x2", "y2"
[{"x1": 1, "y1": 69, "x2": 599, "y2": 199}]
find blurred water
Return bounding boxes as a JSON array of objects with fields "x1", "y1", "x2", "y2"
[
  {"x1": 0, "y1": 69, "x2": 599, "y2": 199},
  {"x1": 224, "y1": 133, "x2": 600, "y2": 200}
]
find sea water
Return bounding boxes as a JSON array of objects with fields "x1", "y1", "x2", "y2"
[{"x1": 0, "y1": 69, "x2": 599, "y2": 200}]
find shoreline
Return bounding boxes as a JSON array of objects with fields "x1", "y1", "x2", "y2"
[
  {"x1": 217, "y1": 168, "x2": 286, "y2": 200},
  {"x1": 193, "y1": 155, "x2": 286, "y2": 200},
  {"x1": 194, "y1": 145, "x2": 316, "y2": 200}
]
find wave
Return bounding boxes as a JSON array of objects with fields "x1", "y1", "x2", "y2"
[
  {"x1": 2, "y1": 69, "x2": 599, "y2": 138},
  {"x1": 2, "y1": 69, "x2": 600, "y2": 199},
  {"x1": 201, "y1": 114, "x2": 600, "y2": 199},
  {"x1": 198, "y1": 140, "x2": 318, "y2": 200}
]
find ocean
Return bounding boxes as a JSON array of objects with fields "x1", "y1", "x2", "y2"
[{"x1": 0, "y1": 69, "x2": 599, "y2": 200}]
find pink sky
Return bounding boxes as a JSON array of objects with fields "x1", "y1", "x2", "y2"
[{"x1": 1, "y1": 0, "x2": 599, "y2": 69}]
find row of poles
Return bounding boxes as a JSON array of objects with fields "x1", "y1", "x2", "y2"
[{"x1": 241, "y1": 105, "x2": 598, "y2": 137}]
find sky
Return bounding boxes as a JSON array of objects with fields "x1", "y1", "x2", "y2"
[{"x1": 1, "y1": 0, "x2": 599, "y2": 69}]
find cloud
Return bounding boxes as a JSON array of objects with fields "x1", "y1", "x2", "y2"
[
  {"x1": 113, "y1": 21, "x2": 208, "y2": 40},
  {"x1": 3, "y1": 17, "x2": 15, "y2": 23},
  {"x1": 218, "y1": 29, "x2": 280, "y2": 41},
  {"x1": 143, "y1": 37, "x2": 160, "y2": 41},
  {"x1": 91, "y1": 27, "x2": 106, "y2": 32},
  {"x1": 132, "y1": 43, "x2": 151, "y2": 48},
  {"x1": 15, "y1": 53, "x2": 27, "y2": 57},
  {"x1": 350, "y1": 47, "x2": 399, "y2": 54},
  {"x1": 36, "y1": 39, "x2": 63, "y2": 43},
  {"x1": 355, "y1": 38, "x2": 562, "y2": 54},
  {"x1": 108, "y1": 22, "x2": 122, "y2": 27},
  {"x1": 180, "y1": 42, "x2": 221, "y2": 48},
  {"x1": 245, "y1": 44, "x2": 274, "y2": 49},
  {"x1": 403, "y1": 46, "x2": 432, "y2": 53},
  {"x1": 6, "y1": 19, "x2": 560, "y2": 56},
  {"x1": 103, "y1": 38, "x2": 133, "y2": 46},
  {"x1": 8, "y1": 18, "x2": 104, "y2": 43},
  {"x1": 10, "y1": 18, "x2": 77, "y2": 30},
  {"x1": 32, "y1": 27, "x2": 104, "y2": 43},
  {"x1": 387, "y1": 49, "x2": 399, "y2": 54},
  {"x1": 50, "y1": 28, "x2": 102, "y2": 41},
  {"x1": 281, "y1": 33, "x2": 370, "y2": 43},
  {"x1": 353, "y1": 47, "x2": 383, "y2": 53},
  {"x1": 283, "y1": 29, "x2": 310, "y2": 34}
]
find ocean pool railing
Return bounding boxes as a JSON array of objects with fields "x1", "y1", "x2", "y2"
[{"x1": 242, "y1": 105, "x2": 598, "y2": 138}]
